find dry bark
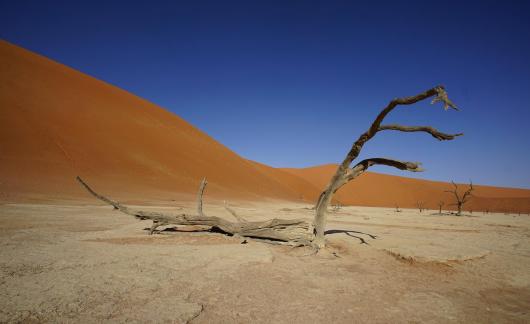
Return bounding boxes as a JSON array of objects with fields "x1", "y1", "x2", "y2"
[
  {"x1": 312, "y1": 86, "x2": 461, "y2": 248},
  {"x1": 196, "y1": 178, "x2": 207, "y2": 217},
  {"x1": 76, "y1": 177, "x2": 313, "y2": 246}
]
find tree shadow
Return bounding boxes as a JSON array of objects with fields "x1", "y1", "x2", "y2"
[{"x1": 325, "y1": 229, "x2": 377, "y2": 245}]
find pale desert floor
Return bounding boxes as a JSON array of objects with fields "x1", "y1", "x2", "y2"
[{"x1": 1, "y1": 200, "x2": 529, "y2": 323}]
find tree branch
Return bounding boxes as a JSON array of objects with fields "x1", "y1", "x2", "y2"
[
  {"x1": 224, "y1": 200, "x2": 247, "y2": 223},
  {"x1": 196, "y1": 178, "x2": 207, "y2": 217},
  {"x1": 333, "y1": 158, "x2": 423, "y2": 192},
  {"x1": 76, "y1": 176, "x2": 314, "y2": 245},
  {"x1": 351, "y1": 158, "x2": 423, "y2": 174},
  {"x1": 445, "y1": 181, "x2": 461, "y2": 202},
  {"x1": 378, "y1": 124, "x2": 463, "y2": 141},
  {"x1": 76, "y1": 176, "x2": 134, "y2": 215},
  {"x1": 461, "y1": 181, "x2": 474, "y2": 203},
  {"x1": 431, "y1": 87, "x2": 459, "y2": 111},
  {"x1": 341, "y1": 86, "x2": 458, "y2": 172}
]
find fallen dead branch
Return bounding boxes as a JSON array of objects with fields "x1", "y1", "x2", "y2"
[{"x1": 76, "y1": 176, "x2": 313, "y2": 246}]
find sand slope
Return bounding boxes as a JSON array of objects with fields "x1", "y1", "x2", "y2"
[
  {"x1": 282, "y1": 164, "x2": 530, "y2": 213},
  {"x1": 0, "y1": 40, "x2": 305, "y2": 202},
  {"x1": 1, "y1": 40, "x2": 529, "y2": 212}
]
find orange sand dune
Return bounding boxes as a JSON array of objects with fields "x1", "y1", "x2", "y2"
[
  {"x1": 1, "y1": 40, "x2": 529, "y2": 212},
  {"x1": 281, "y1": 165, "x2": 530, "y2": 213},
  {"x1": 0, "y1": 40, "x2": 302, "y2": 202}
]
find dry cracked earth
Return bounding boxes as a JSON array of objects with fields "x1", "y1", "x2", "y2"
[{"x1": 1, "y1": 201, "x2": 530, "y2": 323}]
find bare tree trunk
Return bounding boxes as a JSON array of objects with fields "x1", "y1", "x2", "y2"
[
  {"x1": 312, "y1": 86, "x2": 461, "y2": 247},
  {"x1": 196, "y1": 178, "x2": 207, "y2": 216}
]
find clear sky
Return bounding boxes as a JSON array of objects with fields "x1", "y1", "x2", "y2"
[{"x1": 1, "y1": 1, "x2": 529, "y2": 188}]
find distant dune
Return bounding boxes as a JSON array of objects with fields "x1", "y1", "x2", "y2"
[
  {"x1": 1, "y1": 40, "x2": 529, "y2": 213},
  {"x1": 281, "y1": 165, "x2": 530, "y2": 213}
]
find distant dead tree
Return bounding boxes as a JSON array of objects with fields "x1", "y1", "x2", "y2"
[
  {"x1": 77, "y1": 86, "x2": 461, "y2": 249},
  {"x1": 416, "y1": 201, "x2": 425, "y2": 213},
  {"x1": 437, "y1": 201, "x2": 445, "y2": 214},
  {"x1": 331, "y1": 201, "x2": 342, "y2": 212},
  {"x1": 395, "y1": 204, "x2": 401, "y2": 213},
  {"x1": 445, "y1": 181, "x2": 473, "y2": 216}
]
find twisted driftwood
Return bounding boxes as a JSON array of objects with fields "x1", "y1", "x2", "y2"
[{"x1": 76, "y1": 176, "x2": 313, "y2": 246}]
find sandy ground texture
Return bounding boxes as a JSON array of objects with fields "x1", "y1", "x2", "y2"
[{"x1": 1, "y1": 200, "x2": 530, "y2": 323}]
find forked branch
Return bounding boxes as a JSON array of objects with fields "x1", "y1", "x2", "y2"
[
  {"x1": 313, "y1": 85, "x2": 462, "y2": 248},
  {"x1": 334, "y1": 158, "x2": 423, "y2": 191}
]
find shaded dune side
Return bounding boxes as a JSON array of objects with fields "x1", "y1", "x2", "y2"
[
  {"x1": 0, "y1": 40, "x2": 303, "y2": 203},
  {"x1": 281, "y1": 165, "x2": 530, "y2": 213}
]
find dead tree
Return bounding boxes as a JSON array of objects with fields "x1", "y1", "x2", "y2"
[
  {"x1": 416, "y1": 201, "x2": 425, "y2": 213},
  {"x1": 312, "y1": 85, "x2": 461, "y2": 247},
  {"x1": 437, "y1": 201, "x2": 445, "y2": 214},
  {"x1": 332, "y1": 202, "x2": 342, "y2": 212},
  {"x1": 445, "y1": 181, "x2": 473, "y2": 216},
  {"x1": 77, "y1": 85, "x2": 461, "y2": 249},
  {"x1": 395, "y1": 204, "x2": 401, "y2": 213}
]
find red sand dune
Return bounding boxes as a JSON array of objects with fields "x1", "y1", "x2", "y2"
[
  {"x1": 1, "y1": 40, "x2": 529, "y2": 212},
  {"x1": 281, "y1": 165, "x2": 530, "y2": 213},
  {"x1": 0, "y1": 40, "x2": 302, "y2": 202}
]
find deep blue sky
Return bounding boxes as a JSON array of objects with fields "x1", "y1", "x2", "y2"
[{"x1": 1, "y1": 1, "x2": 530, "y2": 188}]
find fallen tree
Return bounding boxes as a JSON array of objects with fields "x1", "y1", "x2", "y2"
[
  {"x1": 77, "y1": 85, "x2": 462, "y2": 248},
  {"x1": 77, "y1": 176, "x2": 314, "y2": 246}
]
